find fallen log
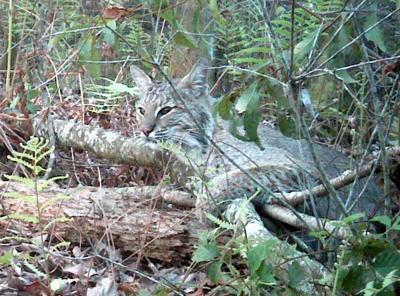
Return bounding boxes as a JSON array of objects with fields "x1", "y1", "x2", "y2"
[
  {"x1": 33, "y1": 118, "x2": 193, "y2": 185},
  {"x1": 0, "y1": 181, "x2": 200, "y2": 263}
]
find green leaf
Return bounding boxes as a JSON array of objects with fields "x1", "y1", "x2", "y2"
[
  {"x1": 390, "y1": 216, "x2": 400, "y2": 230},
  {"x1": 373, "y1": 248, "x2": 400, "y2": 277},
  {"x1": 26, "y1": 102, "x2": 37, "y2": 114},
  {"x1": 9, "y1": 213, "x2": 39, "y2": 224},
  {"x1": 335, "y1": 70, "x2": 359, "y2": 84},
  {"x1": 209, "y1": 0, "x2": 225, "y2": 25},
  {"x1": 257, "y1": 263, "x2": 276, "y2": 285},
  {"x1": 79, "y1": 35, "x2": 101, "y2": 78},
  {"x1": 0, "y1": 251, "x2": 13, "y2": 265},
  {"x1": 232, "y1": 57, "x2": 266, "y2": 64},
  {"x1": 363, "y1": 2, "x2": 387, "y2": 52},
  {"x1": 174, "y1": 31, "x2": 197, "y2": 48},
  {"x1": 247, "y1": 240, "x2": 275, "y2": 274},
  {"x1": 5, "y1": 175, "x2": 35, "y2": 188},
  {"x1": 288, "y1": 261, "x2": 306, "y2": 288},
  {"x1": 216, "y1": 93, "x2": 234, "y2": 120},
  {"x1": 382, "y1": 269, "x2": 398, "y2": 290},
  {"x1": 27, "y1": 89, "x2": 39, "y2": 101},
  {"x1": 207, "y1": 260, "x2": 223, "y2": 284},
  {"x1": 361, "y1": 281, "x2": 378, "y2": 296},
  {"x1": 242, "y1": 106, "x2": 261, "y2": 143},
  {"x1": 294, "y1": 29, "x2": 319, "y2": 62},
  {"x1": 340, "y1": 265, "x2": 365, "y2": 292},
  {"x1": 371, "y1": 215, "x2": 392, "y2": 229},
  {"x1": 47, "y1": 34, "x2": 63, "y2": 52},
  {"x1": 102, "y1": 19, "x2": 116, "y2": 46},
  {"x1": 236, "y1": 47, "x2": 271, "y2": 55},
  {"x1": 233, "y1": 82, "x2": 262, "y2": 143},
  {"x1": 3, "y1": 192, "x2": 36, "y2": 204},
  {"x1": 276, "y1": 114, "x2": 299, "y2": 139},
  {"x1": 193, "y1": 8, "x2": 201, "y2": 33},
  {"x1": 362, "y1": 238, "x2": 389, "y2": 257},
  {"x1": 192, "y1": 241, "x2": 219, "y2": 263},
  {"x1": 236, "y1": 82, "x2": 258, "y2": 113},
  {"x1": 103, "y1": 80, "x2": 138, "y2": 95},
  {"x1": 161, "y1": 8, "x2": 177, "y2": 27},
  {"x1": 341, "y1": 212, "x2": 365, "y2": 224}
]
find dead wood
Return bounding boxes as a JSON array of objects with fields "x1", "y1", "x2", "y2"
[
  {"x1": 0, "y1": 181, "x2": 202, "y2": 263},
  {"x1": 275, "y1": 146, "x2": 400, "y2": 206},
  {"x1": 33, "y1": 118, "x2": 193, "y2": 185},
  {"x1": 223, "y1": 199, "x2": 328, "y2": 294}
]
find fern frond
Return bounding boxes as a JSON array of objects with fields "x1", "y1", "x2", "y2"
[
  {"x1": 44, "y1": 217, "x2": 72, "y2": 231},
  {"x1": 7, "y1": 156, "x2": 36, "y2": 171},
  {"x1": 2, "y1": 192, "x2": 36, "y2": 204},
  {"x1": 206, "y1": 213, "x2": 235, "y2": 230},
  {"x1": 24, "y1": 260, "x2": 46, "y2": 278},
  {"x1": 20, "y1": 137, "x2": 49, "y2": 155},
  {"x1": 5, "y1": 175, "x2": 35, "y2": 188},
  {"x1": 9, "y1": 213, "x2": 39, "y2": 224},
  {"x1": 50, "y1": 241, "x2": 71, "y2": 251},
  {"x1": 37, "y1": 175, "x2": 68, "y2": 192},
  {"x1": 0, "y1": 236, "x2": 28, "y2": 243},
  {"x1": 35, "y1": 148, "x2": 54, "y2": 163},
  {"x1": 40, "y1": 195, "x2": 71, "y2": 211}
]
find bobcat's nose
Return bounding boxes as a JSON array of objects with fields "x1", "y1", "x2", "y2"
[{"x1": 141, "y1": 126, "x2": 155, "y2": 137}]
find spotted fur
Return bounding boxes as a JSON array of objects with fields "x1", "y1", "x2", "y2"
[{"x1": 130, "y1": 59, "x2": 214, "y2": 153}]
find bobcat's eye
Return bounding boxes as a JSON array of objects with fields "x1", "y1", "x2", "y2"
[
  {"x1": 138, "y1": 107, "x2": 145, "y2": 116},
  {"x1": 157, "y1": 106, "x2": 174, "y2": 117}
]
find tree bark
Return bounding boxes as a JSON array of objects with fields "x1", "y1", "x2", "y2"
[
  {"x1": 33, "y1": 118, "x2": 193, "y2": 185},
  {"x1": 0, "y1": 180, "x2": 201, "y2": 263}
]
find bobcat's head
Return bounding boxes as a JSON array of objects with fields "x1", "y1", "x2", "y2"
[{"x1": 130, "y1": 59, "x2": 214, "y2": 152}]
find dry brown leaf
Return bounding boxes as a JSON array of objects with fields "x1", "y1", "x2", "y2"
[{"x1": 102, "y1": 7, "x2": 133, "y2": 20}]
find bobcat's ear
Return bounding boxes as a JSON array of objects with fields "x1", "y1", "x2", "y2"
[
  {"x1": 177, "y1": 58, "x2": 209, "y2": 96},
  {"x1": 130, "y1": 65, "x2": 152, "y2": 94}
]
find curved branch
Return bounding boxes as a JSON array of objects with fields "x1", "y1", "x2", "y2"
[{"x1": 33, "y1": 118, "x2": 193, "y2": 185}]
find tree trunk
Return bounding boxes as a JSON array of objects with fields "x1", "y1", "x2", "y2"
[{"x1": 0, "y1": 181, "x2": 202, "y2": 263}]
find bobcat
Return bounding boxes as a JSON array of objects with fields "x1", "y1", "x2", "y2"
[
  {"x1": 130, "y1": 59, "x2": 214, "y2": 154},
  {"x1": 130, "y1": 60, "x2": 381, "y2": 224}
]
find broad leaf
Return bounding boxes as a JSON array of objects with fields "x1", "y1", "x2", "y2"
[
  {"x1": 101, "y1": 19, "x2": 116, "y2": 46},
  {"x1": 174, "y1": 31, "x2": 197, "y2": 49},
  {"x1": 373, "y1": 248, "x2": 400, "y2": 277},
  {"x1": 0, "y1": 251, "x2": 13, "y2": 265},
  {"x1": 247, "y1": 240, "x2": 275, "y2": 274},
  {"x1": 236, "y1": 82, "x2": 258, "y2": 113},
  {"x1": 341, "y1": 212, "x2": 365, "y2": 224},
  {"x1": 192, "y1": 241, "x2": 219, "y2": 262},
  {"x1": 288, "y1": 261, "x2": 306, "y2": 288},
  {"x1": 336, "y1": 70, "x2": 359, "y2": 84},
  {"x1": 209, "y1": 0, "x2": 225, "y2": 25},
  {"x1": 257, "y1": 263, "x2": 276, "y2": 285},
  {"x1": 294, "y1": 29, "x2": 319, "y2": 63},
  {"x1": 370, "y1": 215, "x2": 392, "y2": 229},
  {"x1": 363, "y1": 2, "x2": 387, "y2": 52},
  {"x1": 79, "y1": 35, "x2": 101, "y2": 78},
  {"x1": 207, "y1": 260, "x2": 223, "y2": 284}
]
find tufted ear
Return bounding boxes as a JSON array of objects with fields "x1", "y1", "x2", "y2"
[
  {"x1": 177, "y1": 58, "x2": 209, "y2": 96},
  {"x1": 130, "y1": 65, "x2": 152, "y2": 94}
]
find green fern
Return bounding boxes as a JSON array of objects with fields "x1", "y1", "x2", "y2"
[
  {"x1": 206, "y1": 213, "x2": 235, "y2": 230},
  {"x1": 7, "y1": 137, "x2": 54, "y2": 177},
  {"x1": 84, "y1": 78, "x2": 138, "y2": 113},
  {"x1": 4, "y1": 137, "x2": 69, "y2": 224}
]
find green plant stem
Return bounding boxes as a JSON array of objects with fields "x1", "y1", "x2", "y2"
[
  {"x1": 332, "y1": 249, "x2": 344, "y2": 296},
  {"x1": 5, "y1": 0, "x2": 13, "y2": 101},
  {"x1": 33, "y1": 148, "x2": 50, "y2": 286}
]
